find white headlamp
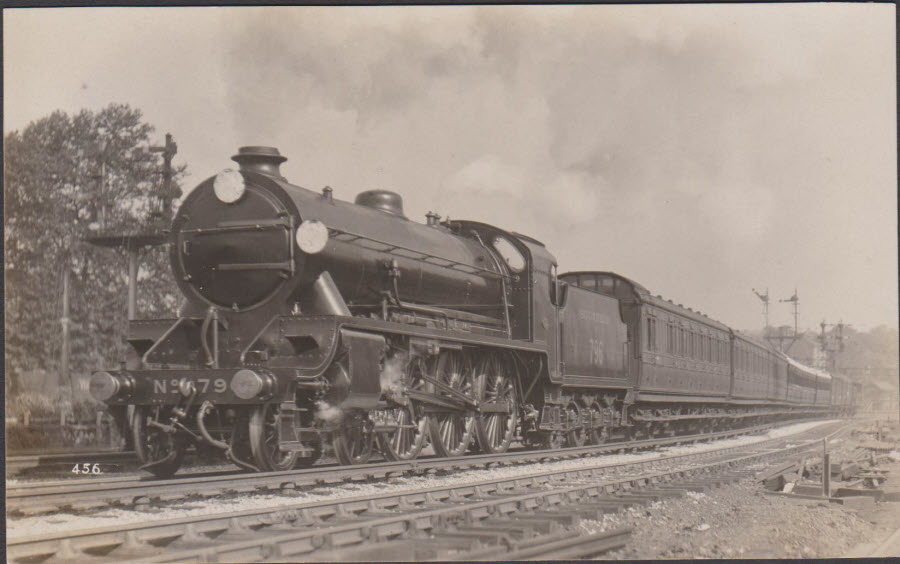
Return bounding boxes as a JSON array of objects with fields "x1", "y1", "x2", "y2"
[
  {"x1": 213, "y1": 169, "x2": 246, "y2": 203},
  {"x1": 296, "y1": 219, "x2": 329, "y2": 254}
]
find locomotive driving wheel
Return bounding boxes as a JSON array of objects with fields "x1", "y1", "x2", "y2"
[
  {"x1": 249, "y1": 403, "x2": 310, "y2": 471},
  {"x1": 473, "y1": 352, "x2": 518, "y2": 453},
  {"x1": 378, "y1": 357, "x2": 429, "y2": 461},
  {"x1": 333, "y1": 413, "x2": 375, "y2": 465},
  {"x1": 131, "y1": 406, "x2": 187, "y2": 478},
  {"x1": 427, "y1": 350, "x2": 475, "y2": 457}
]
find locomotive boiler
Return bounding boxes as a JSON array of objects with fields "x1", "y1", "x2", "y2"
[{"x1": 91, "y1": 145, "x2": 855, "y2": 477}]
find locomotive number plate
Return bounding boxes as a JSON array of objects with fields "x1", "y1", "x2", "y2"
[{"x1": 153, "y1": 378, "x2": 227, "y2": 394}]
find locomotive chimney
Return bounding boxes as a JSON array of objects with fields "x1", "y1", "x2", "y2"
[{"x1": 231, "y1": 146, "x2": 288, "y2": 179}]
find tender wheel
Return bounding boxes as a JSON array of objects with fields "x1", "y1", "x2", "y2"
[
  {"x1": 427, "y1": 350, "x2": 475, "y2": 457},
  {"x1": 131, "y1": 405, "x2": 186, "y2": 478},
  {"x1": 587, "y1": 402, "x2": 608, "y2": 445},
  {"x1": 473, "y1": 353, "x2": 519, "y2": 454},
  {"x1": 565, "y1": 403, "x2": 587, "y2": 447},
  {"x1": 249, "y1": 403, "x2": 302, "y2": 471},
  {"x1": 378, "y1": 357, "x2": 429, "y2": 461},
  {"x1": 333, "y1": 413, "x2": 375, "y2": 465}
]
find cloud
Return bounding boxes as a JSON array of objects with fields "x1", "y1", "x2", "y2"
[{"x1": 4, "y1": 5, "x2": 894, "y2": 329}]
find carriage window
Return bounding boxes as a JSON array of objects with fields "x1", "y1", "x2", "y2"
[
  {"x1": 647, "y1": 317, "x2": 657, "y2": 351},
  {"x1": 492, "y1": 236, "x2": 525, "y2": 272},
  {"x1": 581, "y1": 277, "x2": 598, "y2": 291}
]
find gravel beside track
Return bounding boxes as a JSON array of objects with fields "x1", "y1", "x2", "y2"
[
  {"x1": 6, "y1": 421, "x2": 792, "y2": 517},
  {"x1": 7, "y1": 420, "x2": 844, "y2": 562}
]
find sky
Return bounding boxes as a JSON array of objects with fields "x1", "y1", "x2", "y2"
[{"x1": 4, "y1": 4, "x2": 897, "y2": 332}]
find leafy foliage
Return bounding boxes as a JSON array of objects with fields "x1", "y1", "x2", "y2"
[{"x1": 5, "y1": 104, "x2": 184, "y2": 396}]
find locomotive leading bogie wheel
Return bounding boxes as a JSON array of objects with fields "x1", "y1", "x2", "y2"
[
  {"x1": 378, "y1": 357, "x2": 429, "y2": 461},
  {"x1": 333, "y1": 414, "x2": 375, "y2": 465},
  {"x1": 427, "y1": 350, "x2": 475, "y2": 457},
  {"x1": 473, "y1": 353, "x2": 518, "y2": 454},
  {"x1": 249, "y1": 403, "x2": 303, "y2": 471},
  {"x1": 131, "y1": 405, "x2": 187, "y2": 478}
]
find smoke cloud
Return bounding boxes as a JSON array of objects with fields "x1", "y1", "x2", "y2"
[
  {"x1": 4, "y1": 5, "x2": 895, "y2": 330},
  {"x1": 314, "y1": 400, "x2": 343, "y2": 424},
  {"x1": 380, "y1": 352, "x2": 410, "y2": 403}
]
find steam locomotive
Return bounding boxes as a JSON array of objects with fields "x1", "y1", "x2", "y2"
[{"x1": 90, "y1": 146, "x2": 859, "y2": 476}]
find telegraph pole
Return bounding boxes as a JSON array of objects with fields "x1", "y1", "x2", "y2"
[
  {"x1": 752, "y1": 288, "x2": 770, "y2": 329},
  {"x1": 150, "y1": 133, "x2": 178, "y2": 223},
  {"x1": 88, "y1": 133, "x2": 175, "y2": 321},
  {"x1": 781, "y1": 288, "x2": 800, "y2": 336},
  {"x1": 91, "y1": 139, "x2": 108, "y2": 231},
  {"x1": 819, "y1": 320, "x2": 850, "y2": 373},
  {"x1": 778, "y1": 288, "x2": 801, "y2": 353},
  {"x1": 60, "y1": 265, "x2": 71, "y2": 390}
]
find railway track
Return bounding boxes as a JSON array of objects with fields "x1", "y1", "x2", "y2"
[
  {"x1": 7, "y1": 420, "x2": 846, "y2": 562},
  {"x1": 7, "y1": 422, "x2": 786, "y2": 516}
]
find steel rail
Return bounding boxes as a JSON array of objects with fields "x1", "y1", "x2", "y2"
[
  {"x1": 5, "y1": 421, "x2": 792, "y2": 515},
  {"x1": 6, "y1": 421, "x2": 846, "y2": 563}
]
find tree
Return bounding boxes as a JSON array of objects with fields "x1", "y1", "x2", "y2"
[{"x1": 4, "y1": 104, "x2": 185, "y2": 396}]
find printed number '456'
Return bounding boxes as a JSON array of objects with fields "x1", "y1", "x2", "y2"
[{"x1": 72, "y1": 463, "x2": 101, "y2": 474}]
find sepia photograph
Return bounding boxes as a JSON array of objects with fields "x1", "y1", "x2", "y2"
[{"x1": 3, "y1": 3, "x2": 898, "y2": 561}]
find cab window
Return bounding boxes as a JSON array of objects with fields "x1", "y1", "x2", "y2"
[{"x1": 492, "y1": 236, "x2": 525, "y2": 272}]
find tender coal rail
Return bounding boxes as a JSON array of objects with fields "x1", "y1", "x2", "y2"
[
  {"x1": 7, "y1": 422, "x2": 845, "y2": 563},
  {"x1": 6, "y1": 422, "x2": 781, "y2": 517}
]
